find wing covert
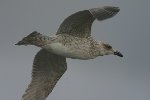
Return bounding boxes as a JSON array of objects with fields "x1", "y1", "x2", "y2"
[
  {"x1": 22, "y1": 49, "x2": 67, "y2": 100},
  {"x1": 56, "y1": 6, "x2": 120, "y2": 37}
]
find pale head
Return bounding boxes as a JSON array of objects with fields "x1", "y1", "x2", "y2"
[{"x1": 98, "y1": 41, "x2": 123, "y2": 57}]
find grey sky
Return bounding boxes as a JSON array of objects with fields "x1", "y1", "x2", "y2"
[{"x1": 0, "y1": 0, "x2": 150, "y2": 100}]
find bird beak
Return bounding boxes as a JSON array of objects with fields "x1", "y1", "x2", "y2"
[{"x1": 114, "y1": 51, "x2": 123, "y2": 57}]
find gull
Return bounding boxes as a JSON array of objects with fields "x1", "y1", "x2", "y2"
[{"x1": 16, "y1": 6, "x2": 123, "y2": 100}]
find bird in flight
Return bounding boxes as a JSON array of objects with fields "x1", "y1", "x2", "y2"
[{"x1": 16, "y1": 6, "x2": 123, "y2": 100}]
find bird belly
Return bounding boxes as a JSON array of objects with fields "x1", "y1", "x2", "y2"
[{"x1": 42, "y1": 43, "x2": 94, "y2": 60}]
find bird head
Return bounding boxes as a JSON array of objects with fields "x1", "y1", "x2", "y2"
[{"x1": 99, "y1": 42, "x2": 123, "y2": 57}]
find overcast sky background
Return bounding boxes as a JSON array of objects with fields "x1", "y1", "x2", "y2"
[{"x1": 0, "y1": 0, "x2": 150, "y2": 100}]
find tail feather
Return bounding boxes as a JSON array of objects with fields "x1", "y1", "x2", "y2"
[
  {"x1": 26, "y1": 31, "x2": 40, "y2": 37},
  {"x1": 15, "y1": 31, "x2": 45, "y2": 46},
  {"x1": 15, "y1": 39, "x2": 29, "y2": 45}
]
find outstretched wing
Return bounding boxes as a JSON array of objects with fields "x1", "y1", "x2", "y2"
[
  {"x1": 22, "y1": 49, "x2": 67, "y2": 100},
  {"x1": 56, "y1": 6, "x2": 120, "y2": 37}
]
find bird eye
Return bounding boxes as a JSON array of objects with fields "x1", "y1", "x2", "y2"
[{"x1": 105, "y1": 44, "x2": 112, "y2": 49}]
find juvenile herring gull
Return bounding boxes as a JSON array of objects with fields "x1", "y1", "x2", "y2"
[{"x1": 16, "y1": 6, "x2": 123, "y2": 100}]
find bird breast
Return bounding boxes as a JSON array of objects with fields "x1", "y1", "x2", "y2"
[{"x1": 42, "y1": 42, "x2": 96, "y2": 60}]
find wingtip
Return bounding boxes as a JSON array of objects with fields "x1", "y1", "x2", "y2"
[
  {"x1": 89, "y1": 6, "x2": 120, "y2": 21},
  {"x1": 103, "y1": 6, "x2": 120, "y2": 13}
]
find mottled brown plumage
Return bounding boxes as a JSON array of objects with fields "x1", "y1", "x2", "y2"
[{"x1": 16, "y1": 6, "x2": 123, "y2": 100}]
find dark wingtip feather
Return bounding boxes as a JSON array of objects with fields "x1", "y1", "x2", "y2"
[
  {"x1": 89, "y1": 6, "x2": 120, "y2": 21},
  {"x1": 103, "y1": 6, "x2": 120, "y2": 13}
]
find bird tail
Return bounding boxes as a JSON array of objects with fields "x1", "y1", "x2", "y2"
[{"x1": 15, "y1": 31, "x2": 47, "y2": 47}]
